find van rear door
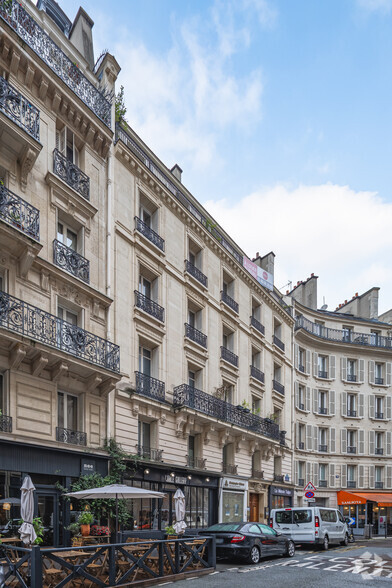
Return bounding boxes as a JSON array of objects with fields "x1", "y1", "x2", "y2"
[
  {"x1": 292, "y1": 509, "x2": 314, "y2": 542},
  {"x1": 274, "y1": 510, "x2": 293, "y2": 538}
]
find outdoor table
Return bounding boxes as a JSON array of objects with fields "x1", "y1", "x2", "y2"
[
  {"x1": 0, "y1": 537, "x2": 22, "y2": 543},
  {"x1": 80, "y1": 535, "x2": 110, "y2": 545}
]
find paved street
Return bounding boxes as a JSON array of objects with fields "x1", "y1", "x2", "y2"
[{"x1": 164, "y1": 540, "x2": 392, "y2": 587}]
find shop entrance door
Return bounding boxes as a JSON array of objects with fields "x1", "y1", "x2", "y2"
[
  {"x1": 249, "y1": 493, "x2": 259, "y2": 522},
  {"x1": 35, "y1": 491, "x2": 62, "y2": 546}
]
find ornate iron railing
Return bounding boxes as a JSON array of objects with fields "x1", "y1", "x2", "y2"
[
  {"x1": 187, "y1": 456, "x2": 206, "y2": 469},
  {"x1": 375, "y1": 412, "x2": 384, "y2": 419},
  {"x1": 296, "y1": 315, "x2": 392, "y2": 349},
  {"x1": 272, "y1": 380, "x2": 285, "y2": 395},
  {"x1": 173, "y1": 384, "x2": 281, "y2": 441},
  {"x1": 185, "y1": 323, "x2": 207, "y2": 348},
  {"x1": 274, "y1": 474, "x2": 284, "y2": 482},
  {"x1": 375, "y1": 377, "x2": 384, "y2": 385},
  {"x1": 134, "y1": 290, "x2": 164, "y2": 322},
  {"x1": 347, "y1": 374, "x2": 357, "y2": 382},
  {"x1": 347, "y1": 409, "x2": 357, "y2": 417},
  {"x1": 298, "y1": 364, "x2": 305, "y2": 373},
  {"x1": 56, "y1": 426, "x2": 86, "y2": 446},
  {"x1": 250, "y1": 315, "x2": 265, "y2": 335},
  {"x1": 53, "y1": 239, "x2": 89, "y2": 283},
  {"x1": 0, "y1": 290, "x2": 120, "y2": 372},
  {"x1": 221, "y1": 290, "x2": 239, "y2": 313},
  {"x1": 0, "y1": 74, "x2": 40, "y2": 140},
  {"x1": 184, "y1": 259, "x2": 208, "y2": 287},
  {"x1": 0, "y1": 414, "x2": 12, "y2": 432},
  {"x1": 273, "y1": 334, "x2": 285, "y2": 351},
  {"x1": 318, "y1": 370, "x2": 328, "y2": 379},
  {"x1": 347, "y1": 446, "x2": 357, "y2": 454},
  {"x1": 53, "y1": 149, "x2": 90, "y2": 200},
  {"x1": 375, "y1": 447, "x2": 383, "y2": 455},
  {"x1": 136, "y1": 445, "x2": 163, "y2": 461},
  {"x1": 0, "y1": 1, "x2": 112, "y2": 126},
  {"x1": 221, "y1": 346, "x2": 238, "y2": 367},
  {"x1": 135, "y1": 216, "x2": 164, "y2": 251},
  {"x1": 251, "y1": 469, "x2": 264, "y2": 480},
  {"x1": 347, "y1": 481, "x2": 357, "y2": 488},
  {"x1": 0, "y1": 183, "x2": 40, "y2": 240},
  {"x1": 135, "y1": 371, "x2": 165, "y2": 402},
  {"x1": 222, "y1": 463, "x2": 237, "y2": 475},
  {"x1": 319, "y1": 480, "x2": 328, "y2": 488},
  {"x1": 375, "y1": 481, "x2": 384, "y2": 489},
  {"x1": 319, "y1": 444, "x2": 328, "y2": 452},
  {"x1": 318, "y1": 407, "x2": 328, "y2": 415},
  {"x1": 250, "y1": 365, "x2": 264, "y2": 383}
]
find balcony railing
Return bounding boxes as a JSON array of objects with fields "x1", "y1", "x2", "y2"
[
  {"x1": 375, "y1": 482, "x2": 384, "y2": 489},
  {"x1": 173, "y1": 384, "x2": 281, "y2": 441},
  {"x1": 274, "y1": 474, "x2": 284, "y2": 482},
  {"x1": 184, "y1": 260, "x2": 208, "y2": 287},
  {"x1": 273, "y1": 335, "x2": 285, "y2": 352},
  {"x1": 347, "y1": 410, "x2": 357, "y2": 417},
  {"x1": 280, "y1": 431, "x2": 287, "y2": 446},
  {"x1": 0, "y1": 290, "x2": 119, "y2": 372},
  {"x1": 375, "y1": 448, "x2": 384, "y2": 455},
  {"x1": 53, "y1": 240, "x2": 89, "y2": 283},
  {"x1": 185, "y1": 323, "x2": 207, "y2": 348},
  {"x1": 136, "y1": 445, "x2": 163, "y2": 462},
  {"x1": 0, "y1": 414, "x2": 12, "y2": 433},
  {"x1": 0, "y1": 74, "x2": 40, "y2": 140},
  {"x1": 298, "y1": 403, "x2": 305, "y2": 411},
  {"x1": 319, "y1": 444, "x2": 328, "y2": 452},
  {"x1": 375, "y1": 412, "x2": 384, "y2": 419},
  {"x1": 56, "y1": 426, "x2": 86, "y2": 446},
  {"x1": 318, "y1": 407, "x2": 328, "y2": 415},
  {"x1": 298, "y1": 478, "x2": 305, "y2": 487},
  {"x1": 298, "y1": 364, "x2": 305, "y2": 373},
  {"x1": 347, "y1": 374, "x2": 357, "y2": 382},
  {"x1": 272, "y1": 380, "x2": 285, "y2": 395},
  {"x1": 298, "y1": 442, "x2": 305, "y2": 450},
  {"x1": 0, "y1": 1, "x2": 111, "y2": 126},
  {"x1": 251, "y1": 469, "x2": 264, "y2": 480},
  {"x1": 296, "y1": 315, "x2": 392, "y2": 350},
  {"x1": 135, "y1": 216, "x2": 164, "y2": 251},
  {"x1": 375, "y1": 377, "x2": 384, "y2": 385},
  {"x1": 187, "y1": 456, "x2": 206, "y2": 469},
  {"x1": 135, "y1": 371, "x2": 165, "y2": 402},
  {"x1": 221, "y1": 291, "x2": 239, "y2": 313},
  {"x1": 319, "y1": 480, "x2": 328, "y2": 488},
  {"x1": 347, "y1": 481, "x2": 357, "y2": 488},
  {"x1": 53, "y1": 149, "x2": 90, "y2": 200},
  {"x1": 0, "y1": 183, "x2": 40, "y2": 240},
  {"x1": 221, "y1": 346, "x2": 238, "y2": 367},
  {"x1": 347, "y1": 446, "x2": 357, "y2": 454},
  {"x1": 250, "y1": 316, "x2": 265, "y2": 335},
  {"x1": 134, "y1": 291, "x2": 164, "y2": 322},
  {"x1": 250, "y1": 365, "x2": 264, "y2": 383},
  {"x1": 318, "y1": 370, "x2": 328, "y2": 379},
  {"x1": 222, "y1": 463, "x2": 237, "y2": 475}
]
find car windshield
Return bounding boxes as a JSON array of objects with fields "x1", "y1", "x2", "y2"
[{"x1": 206, "y1": 523, "x2": 243, "y2": 532}]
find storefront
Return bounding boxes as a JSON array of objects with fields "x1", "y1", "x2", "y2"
[
  {"x1": 337, "y1": 490, "x2": 392, "y2": 536},
  {"x1": 219, "y1": 477, "x2": 248, "y2": 523},
  {"x1": 269, "y1": 485, "x2": 294, "y2": 511}
]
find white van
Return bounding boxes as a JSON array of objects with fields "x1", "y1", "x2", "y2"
[{"x1": 270, "y1": 507, "x2": 348, "y2": 550}]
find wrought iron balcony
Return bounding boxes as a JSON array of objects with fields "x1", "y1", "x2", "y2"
[
  {"x1": 296, "y1": 315, "x2": 392, "y2": 350},
  {"x1": 0, "y1": 75, "x2": 40, "y2": 140},
  {"x1": 347, "y1": 409, "x2": 357, "y2": 417},
  {"x1": 318, "y1": 370, "x2": 328, "y2": 379},
  {"x1": 185, "y1": 323, "x2": 207, "y2": 348},
  {"x1": 134, "y1": 291, "x2": 164, "y2": 322},
  {"x1": 375, "y1": 412, "x2": 384, "y2": 419},
  {"x1": 298, "y1": 403, "x2": 305, "y2": 411},
  {"x1": 280, "y1": 431, "x2": 287, "y2": 446},
  {"x1": 375, "y1": 448, "x2": 384, "y2": 455},
  {"x1": 347, "y1": 481, "x2": 356, "y2": 488},
  {"x1": 56, "y1": 426, "x2": 86, "y2": 446},
  {"x1": 318, "y1": 407, "x2": 328, "y2": 415},
  {"x1": 53, "y1": 240, "x2": 89, "y2": 283},
  {"x1": 250, "y1": 365, "x2": 264, "y2": 383},
  {"x1": 274, "y1": 474, "x2": 284, "y2": 482},
  {"x1": 298, "y1": 442, "x2": 305, "y2": 450},
  {"x1": 298, "y1": 364, "x2": 305, "y2": 373},
  {"x1": 222, "y1": 463, "x2": 237, "y2": 475},
  {"x1": 0, "y1": 183, "x2": 40, "y2": 240},
  {"x1": 319, "y1": 480, "x2": 328, "y2": 488},
  {"x1": 347, "y1": 374, "x2": 357, "y2": 382},
  {"x1": 53, "y1": 149, "x2": 90, "y2": 200},
  {"x1": 187, "y1": 456, "x2": 206, "y2": 469},
  {"x1": 251, "y1": 469, "x2": 264, "y2": 480},
  {"x1": 0, "y1": 414, "x2": 12, "y2": 433},
  {"x1": 250, "y1": 315, "x2": 265, "y2": 335},
  {"x1": 273, "y1": 335, "x2": 285, "y2": 352},
  {"x1": 347, "y1": 446, "x2": 357, "y2": 454},
  {"x1": 135, "y1": 216, "x2": 164, "y2": 251},
  {"x1": 298, "y1": 478, "x2": 305, "y2": 487},
  {"x1": 135, "y1": 371, "x2": 165, "y2": 402},
  {"x1": 319, "y1": 444, "x2": 328, "y2": 452},
  {"x1": 272, "y1": 380, "x2": 285, "y2": 395},
  {"x1": 173, "y1": 384, "x2": 281, "y2": 441},
  {"x1": 375, "y1": 482, "x2": 384, "y2": 489},
  {"x1": 221, "y1": 291, "x2": 239, "y2": 313},
  {"x1": 0, "y1": 290, "x2": 120, "y2": 372},
  {"x1": 136, "y1": 445, "x2": 163, "y2": 462},
  {"x1": 221, "y1": 346, "x2": 238, "y2": 367},
  {"x1": 184, "y1": 260, "x2": 208, "y2": 287},
  {"x1": 375, "y1": 377, "x2": 384, "y2": 385},
  {"x1": 0, "y1": 1, "x2": 111, "y2": 126}
]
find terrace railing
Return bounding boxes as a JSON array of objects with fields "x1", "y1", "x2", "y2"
[
  {"x1": 135, "y1": 371, "x2": 165, "y2": 402},
  {"x1": 53, "y1": 239, "x2": 90, "y2": 283},
  {"x1": 0, "y1": 183, "x2": 40, "y2": 240},
  {"x1": 184, "y1": 260, "x2": 208, "y2": 287},
  {"x1": 185, "y1": 323, "x2": 207, "y2": 348},
  {"x1": 135, "y1": 216, "x2": 165, "y2": 251},
  {"x1": 134, "y1": 290, "x2": 165, "y2": 322},
  {"x1": 0, "y1": 414, "x2": 12, "y2": 432},
  {"x1": 0, "y1": 74, "x2": 40, "y2": 140},
  {"x1": 56, "y1": 426, "x2": 87, "y2": 446},
  {"x1": 53, "y1": 149, "x2": 90, "y2": 200}
]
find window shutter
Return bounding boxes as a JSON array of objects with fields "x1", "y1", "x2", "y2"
[
  {"x1": 295, "y1": 422, "x2": 300, "y2": 449},
  {"x1": 329, "y1": 390, "x2": 335, "y2": 416},
  {"x1": 341, "y1": 464, "x2": 347, "y2": 488},
  {"x1": 386, "y1": 466, "x2": 392, "y2": 488},
  {"x1": 368, "y1": 465, "x2": 375, "y2": 489},
  {"x1": 56, "y1": 127, "x2": 65, "y2": 154},
  {"x1": 294, "y1": 461, "x2": 298, "y2": 486},
  {"x1": 341, "y1": 392, "x2": 347, "y2": 417},
  {"x1": 341, "y1": 429, "x2": 347, "y2": 453},
  {"x1": 295, "y1": 381, "x2": 299, "y2": 409},
  {"x1": 386, "y1": 432, "x2": 392, "y2": 456},
  {"x1": 313, "y1": 389, "x2": 318, "y2": 414},
  {"x1": 369, "y1": 361, "x2": 375, "y2": 385},
  {"x1": 358, "y1": 394, "x2": 364, "y2": 418},
  {"x1": 369, "y1": 395, "x2": 375, "y2": 419},
  {"x1": 74, "y1": 145, "x2": 79, "y2": 167},
  {"x1": 341, "y1": 357, "x2": 347, "y2": 382},
  {"x1": 329, "y1": 463, "x2": 335, "y2": 488},
  {"x1": 313, "y1": 352, "x2": 318, "y2": 377},
  {"x1": 358, "y1": 429, "x2": 365, "y2": 455},
  {"x1": 306, "y1": 387, "x2": 311, "y2": 412},
  {"x1": 306, "y1": 425, "x2": 313, "y2": 451},
  {"x1": 306, "y1": 461, "x2": 312, "y2": 483},
  {"x1": 358, "y1": 465, "x2": 364, "y2": 489},
  {"x1": 330, "y1": 428, "x2": 336, "y2": 453},
  {"x1": 294, "y1": 344, "x2": 299, "y2": 370},
  {"x1": 313, "y1": 463, "x2": 319, "y2": 487},
  {"x1": 387, "y1": 396, "x2": 392, "y2": 420},
  {"x1": 306, "y1": 350, "x2": 311, "y2": 375},
  {"x1": 313, "y1": 426, "x2": 318, "y2": 451},
  {"x1": 359, "y1": 359, "x2": 365, "y2": 383},
  {"x1": 329, "y1": 355, "x2": 336, "y2": 379},
  {"x1": 369, "y1": 430, "x2": 375, "y2": 455},
  {"x1": 387, "y1": 362, "x2": 392, "y2": 387}
]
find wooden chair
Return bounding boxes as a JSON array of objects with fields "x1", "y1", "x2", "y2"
[
  {"x1": 42, "y1": 559, "x2": 65, "y2": 588},
  {"x1": 185, "y1": 539, "x2": 207, "y2": 569}
]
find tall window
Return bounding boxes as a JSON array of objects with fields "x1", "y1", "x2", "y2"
[
  {"x1": 319, "y1": 464, "x2": 327, "y2": 486},
  {"x1": 347, "y1": 430, "x2": 356, "y2": 452},
  {"x1": 58, "y1": 305, "x2": 78, "y2": 325},
  {"x1": 319, "y1": 428, "x2": 327, "y2": 451},
  {"x1": 318, "y1": 355, "x2": 327, "y2": 378},
  {"x1": 347, "y1": 465, "x2": 356, "y2": 487},
  {"x1": 138, "y1": 420, "x2": 150, "y2": 451},
  {"x1": 252, "y1": 395, "x2": 261, "y2": 414},
  {"x1": 298, "y1": 347, "x2": 305, "y2": 371},
  {"x1": 298, "y1": 462, "x2": 305, "y2": 485},
  {"x1": 375, "y1": 363, "x2": 384, "y2": 385},
  {"x1": 347, "y1": 393, "x2": 356, "y2": 416},
  {"x1": 57, "y1": 221, "x2": 78, "y2": 251},
  {"x1": 347, "y1": 359, "x2": 356, "y2": 381},
  {"x1": 375, "y1": 396, "x2": 384, "y2": 418},
  {"x1": 318, "y1": 390, "x2": 327, "y2": 414},
  {"x1": 56, "y1": 126, "x2": 79, "y2": 164},
  {"x1": 375, "y1": 466, "x2": 383, "y2": 488},
  {"x1": 58, "y1": 392, "x2": 78, "y2": 431},
  {"x1": 298, "y1": 385, "x2": 305, "y2": 410},
  {"x1": 0, "y1": 373, "x2": 4, "y2": 413},
  {"x1": 139, "y1": 275, "x2": 151, "y2": 300}
]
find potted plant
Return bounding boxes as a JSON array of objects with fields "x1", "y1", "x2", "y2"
[
  {"x1": 164, "y1": 525, "x2": 178, "y2": 540},
  {"x1": 78, "y1": 512, "x2": 94, "y2": 537},
  {"x1": 241, "y1": 400, "x2": 251, "y2": 413},
  {"x1": 32, "y1": 517, "x2": 44, "y2": 545}
]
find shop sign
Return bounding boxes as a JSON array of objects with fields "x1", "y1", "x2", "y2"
[
  {"x1": 271, "y1": 486, "x2": 293, "y2": 497},
  {"x1": 165, "y1": 475, "x2": 187, "y2": 485},
  {"x1": 222, "y1": 478, "x2": 247, "y2": 491},
  {"x1": 81, "y1": 459, "x2": 96, "y2": 475}
]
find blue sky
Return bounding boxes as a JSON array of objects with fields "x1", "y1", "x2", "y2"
[{"x1": 56, "y1": 0, "x2": 392, "y2": 313}]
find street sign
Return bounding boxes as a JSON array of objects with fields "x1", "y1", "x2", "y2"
[
  {"x1": 305, "y1": 491, "x2": 314, "y2": 499},
  {"x1": 349, "y1": 517, "x2": 355, "y2": 526},
  {"x1": 306, "y1": 498, "x2": 316, "y2": 502},
  {"x1": 304, "y1": 482, "x2": 317, "y2": 493}
]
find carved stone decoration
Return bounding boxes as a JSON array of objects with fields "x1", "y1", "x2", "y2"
[
  {"x1": 9, "y1": 343, "x2": 26, "y2": 369},
  {"x1": 131, "y1": 402, "x2": 139, "y2": 417},
  {"x1": 175, "y1": 414, "x2": 187, "y2": 438},
  {"x1": 219, "y1": 429, "x2": 230, "y2": 448},
  {"x1": 32, "y1": 352, "x2": 48, "y2": 377},
  {"x1": 51, "y1": 361, "x2": 69, "y2": 382},
  {"x1": 20, "y1": 148, "x2": 36, "y2": 191},
  {"x1": 160, "y1": 411, "x2": 167, "y2": 425}
]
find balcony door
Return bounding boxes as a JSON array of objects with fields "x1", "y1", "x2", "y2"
[
  {"x1": 58, "y1": 391, "x2": 79, "y2": 433},
  {"x1": 34, "y1": 490, "x2": 62, "y2": 547}
]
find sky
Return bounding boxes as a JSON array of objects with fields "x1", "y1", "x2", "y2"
[{"x1": 55, "y1": 0, "x2": 392, "y2": 314}]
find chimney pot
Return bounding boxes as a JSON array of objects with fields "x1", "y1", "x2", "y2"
[
  {"x1": 355, "y1": 292, "x2": 358, "y2": 297},
  {"x1": 311, "y1": 273, "x2": 314, "y2": 277},
  {"x1": 256, "y1": 252, "x2": 259, "y2": 258},
  {"x1": 171, "y1": 164, "x2": 183, "y2": 182},
  {"x1": 345, "y1": 300, "x2": 347, "y2": 304}
]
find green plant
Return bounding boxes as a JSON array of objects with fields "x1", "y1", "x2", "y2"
[
  {"x1": 252, "y1": 407, "x2": 261, "y2": 415},
  {"x1": 32, "y1": 517, "x2": 44, "y2": 545},
  {"x1": 165, "y1": 525, "x2": 177, "y2": 535},
  {"x1": 241, "y1": 400, "x2": 250, "y2": 409},
  {"x1": 115, "y1": 85, "x2": 127, "y2": 123},
  {"x1": 66, "y1": 522, "x2": 81, "y2": 536},
  {"x1": 78, "y1": 511, "x2": 94, "y2": 526}
]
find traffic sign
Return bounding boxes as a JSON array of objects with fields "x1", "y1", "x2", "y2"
[
  {"x1": 305, "y1": 491, "x2": 314, "y2": 499},
  {"x1": 348, "y1": 517, "x2": 355, "y2": 526},
  {"x1": 306, "y1": 498, "x2": 316, "y2": 502},
  {"x1": 304, "y1": 482, "x2": 317, "y2": 492}
]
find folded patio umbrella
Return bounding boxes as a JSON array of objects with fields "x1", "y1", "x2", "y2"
[
  {"x1": 173, "y1": 488, "x2": 187, "y2": 534},
  {"x1": 18, "y1": 475, "x2": 37, "y2": 545}
]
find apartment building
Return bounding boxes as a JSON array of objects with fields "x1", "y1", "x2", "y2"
[
  {"x1": 290, "y1": 277, "x2": 392, "y2": 536},
  {"x1": 0, "y1": 0, "x2": 120, "y2": 544}
]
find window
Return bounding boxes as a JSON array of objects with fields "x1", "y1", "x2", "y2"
[
  {"x1": 347, "y1": 394, "x2": 356, "y2": 417},
  {"x1": 375, "y1": 466, "x2": 383, "y2": 488},
  {"x1": 252, "y1": 395, "x2": 261, "y2": 414},
  {"x1": 57, "y1": 221, "x2": 77, "y2": 251},
  {"x1": 139, "y1": 192, "x2": 158, "y2": 232},
  {"x1": 293, "y1": 510, "x2": 312, "y2": 524},
  {"x1": 314, "y1": 321, "x2": 324, "y2": 336},
  {"x1": 188, "y1": 370, "x2": 196, "y2": 388},
  {"x1": 375, "y1": 432, "x2": 383, "y2": 454},
  {"x1": 375, "y1": 363, "x2": 384, "y2": 385},
  {"x1": 318, "y1": 355, "x2": 327, "y2": 378},
  {"x1": 347, "y1": 430, "x2": 356, "y2": 452},
  {"x1": 187, "y1": 300, "x2": 203, "y2": 331},
  {"x1": 274, "y1": 456, "x2": 282, "y2": 476},
  {"x1": 0, "y1": 373, "x2": 4, "y2": 413},
  {"x1": 188, "y1": 435, "x2": 195, "y2": 461},
  {"x1": 58, "y1": 391, "x2": 79, "y2": 431},
  {"x1": 138, "y1": 420, "x2": 151, "y2": 451},
  {"x1": 56, "y1": 126, "x2": 79, "y2": 164},
  {"x1": 375, "y1": 396, "x2": 384, "y2": 419},
  {"x1": 276, "y1": 511, "x2": 292, "y2": 524},
  {"x1": 222, "y1": 443, "x2": 234, "y2": 466},
  {"x1": 298, "y1": 347, "x2": 305, "y2": 372},
  {"x1": 273, "y1": 364, "x2": 281, "y2": 383},
  {"x1": 139, "y1": 346, "x2": 151, "y2": 377},
  {"x1": 347, "y1": 359, "x2": 356, "y2": 382},
  {"x1": 274, "y1": 320, "x2": 282, "y2": 340},
  {"x1": 347, "y1": 465, "x2": 356, "y2": 487},
  {"x1": 298, "y1": 385, "x2": 305, "y2": 410},
  {"x1": 319, "y1": 464, "x2": 327, "y2": 486},
  {"x1": 222, "y1": 327, "x2": 234, "y2": 352},
  {"x1": 222, "y1": 383, "x2": 233, "y2": 404},
  {"x1": 58, "y1": 304, "x2": 78, "y2": 326},
  {"x1": 298, "y1": 462, "x2": 305, "y2": 486},
  {"x1": 188, "y1": 239, "x2": 203, "y2": 271},
  {"x1": 319, "y1": 428, "x2": 328, "y2": 451},
  {"x1": 251, "y1": 348, "x2": 261, "y2": 370},
  {"x1": 319, "y1": 390, "x2": 328, "y2": 414},
  {"x1": 320, "y1": 509, "x2": 337, "y2": 523},
  {"x1": 222, "y1": 270, "x2": 235, "y2": 298},
  {"x1": 251, "y1": 300, "x2": 261, "y2": 321},
  {"x1": 298, "y1": 424, "x2": 305, "y2": 449},
  {"x1": 139, "y1": 275, "x2": 151, "y2": 300},
  {"x1": 342, "y1": 326, "x2": 353, "y2": 342}
]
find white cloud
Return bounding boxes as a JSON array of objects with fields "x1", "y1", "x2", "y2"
[
  {"x1": 356, "y1": 0, "x2": 392, "y2": 15},
  {"x1": 202, "y1": 183, "x2": 392, "y2": 314}
]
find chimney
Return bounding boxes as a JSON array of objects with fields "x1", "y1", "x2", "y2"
[
  {"x1": 171, "y1": 164, "x2": 183, "y2": 183},
  {"x1": 69, "y1": 8, "x2": 95, "y2": 70}
]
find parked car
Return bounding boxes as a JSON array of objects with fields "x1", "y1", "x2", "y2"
[
  {"x1": 199, "y1": 522, "x2": 295, "y2": 564},
  {"x1": 270, "y1": 507, "x2": 349, "y2": 550}
]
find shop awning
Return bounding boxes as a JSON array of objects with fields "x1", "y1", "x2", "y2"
[
  {"x1": 337, "y1": 490, "x2": 392, "y2": 507},
  {"x1": 337, "y1": 490, "x2": 367, "y2": 505}
]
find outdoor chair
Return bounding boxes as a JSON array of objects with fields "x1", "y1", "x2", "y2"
[{"x1": 42, "y1": 559, "x2": 66, "y2": 588}]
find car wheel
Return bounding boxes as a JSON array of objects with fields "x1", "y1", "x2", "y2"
[
  {"x1": 249, "y1": 545, "x2": 261, "y2": 564},
  {"x1": 285, "y1": 540, "x2": 295, "y2": 558},
  {"x1": 322, "y1": 535, "x2": 329, "y2": 551},
  {"x1": 340, "y1": 533, "x2": 349, "y2": 546}
]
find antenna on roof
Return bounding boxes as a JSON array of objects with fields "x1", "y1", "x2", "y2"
[{"x1": 321, "y1": 296, "x2": 328, "y2": 311}]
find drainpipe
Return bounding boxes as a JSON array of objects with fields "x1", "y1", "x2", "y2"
[{"x1": 106, "y1": 107, "x2": 114, "y2": 441}]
